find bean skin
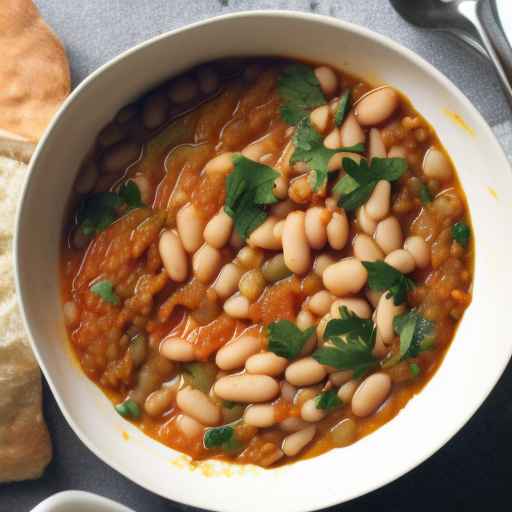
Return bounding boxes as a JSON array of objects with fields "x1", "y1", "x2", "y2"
[
  {"x1": 215, "y1": 335, "x2": 261, "y2": 371},
  {"x1": 385, "y1": 249, "x2": 416, "y2": 274},
  {"x1": 176, "y1": 387, "x2": 221, "y2": 426},
  {"x1": 374, "y1": 217, "x2": 403, "y2": 254},
  {"x1": 365, "y1": 180, "x2": 391, "y2": 221},
  {"x1": 368, "y1": 128, "x2": 386, "y2": 161},
  {"x1": 177, "y1": 203, "x2": 205, "y2": 253},
  {"x1": 404, "y1": 236, "x2": 430, "y2": 268},
  {"x1": 330, "y1": 298, "x2": 372, "y2": 319},
  {"x1": 203, "y1": 209, "x2": 233, "y2": 249},
  {"x1": 160, "y1": 337, "x2": 195, "y2": 362},
  {"x1": 323, "y1": 257, "x2": 368, "y2": 296},
  {"x1": 422, "y1": 147, "x2": 453, "y2": 181},
  {"x1": 192, "y1": 244, "x2": 222, "y2": 283},
  {"x1": 340, "y1": 112, "x2": 365, "y2": 147},
  {"x1": 214, "y1": 374, "x2": 280, "y2": 403},
  {"x1": 305, "y1": 207, "x2": 331, "y2": 250},
  {"x1": 204, "y1": 152, "x2": 234, "y2": 176},
  {"x1": 159, "y1": 230, "x2": 188, "y2": 282},
  {"x1": 223, "y1": 293, "x2": 251, "y2": 319},
  {"x1": 375, "y1": 293, "x2": 405, "y2": 343},
  {"x1": 314, "y1": 66, "x2": 338, "y2": 96},
  {"x1": 353, "y1": 233, "x2": 384, "y2": 262},
  {"x1": 357, "y1": 205, "x2": 377, "y2": 235},
  {"x1": 301, "y1": 398, "x2": 327, "y2": 422},
  {"x1": 355, "y1": 87, "x2": 399, "y2": 126},
  {"x1": 214, "y1": 263, "x2": 243, "y2": 299},
  {"x1": 351, "y1": 373, "x2": 392, "y2": 417},
  {"x1": 338, "y1": 379, "x2": 359, "y2": 403},
  {"x1": 249, "y1": 216, "x2": 282, "y2": 250},
  {"x1": 245, "y1": 352, "x2": 288, "y2": 376},
  {"x1": 176, "y1": 414, "x2": 204, "y2": 438},
  {"x1": 282, "y1": 211, "x2": 311, "y2": 275},
  {"x1": 285, "y1": 357, "x2": 327, "y2": 387},
  {"x1": 310, "y1": 105, "x2": 331, "y2": 133},
  {"x1": 308, "y1": 290, "x2": 335, "y2": 317},
  {"x1": 282, "y1": 426, "x2": 316, "y2": 456},
  {"x1": 244, "y1": 404, "x2": 276, "y2": 427},
  {"x1": 326, "y1": 210, "x2": 349, "y2": 250}
]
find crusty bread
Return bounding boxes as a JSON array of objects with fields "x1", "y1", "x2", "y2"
[
  {"x1": 0, "y1": 0, "x2": 70, "y2": 482},
  {"x1": 0, "y1": 0, "x2": 70, "y2": 144}
]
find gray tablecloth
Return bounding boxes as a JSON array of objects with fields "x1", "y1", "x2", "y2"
[{"x1": 1, "y1": 1, "x2": 511, "y2": 511}]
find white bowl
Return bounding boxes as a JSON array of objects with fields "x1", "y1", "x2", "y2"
[
  {"x1": 15, "y1": 10, "x2": 512, "y2": 512},
  {"x1": 30, "y1": 491, "x2": 134, "y2": 512}
]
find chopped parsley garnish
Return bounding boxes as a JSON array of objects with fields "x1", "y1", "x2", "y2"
[
  {"x1": 90, "y1": 279, "x2": 120, "y2": 305},
  {"x1": 290, "y1": 117, "x2": 365, "y2": 191},
  {"x1": 394, "y1": 310, "x2": 436, "y2": 359},
  {"x1": 337, "y1": 156, "x2": 407, "y2": 211},
  {"x1": 115, "y1": 399, "x2": 140, "y2": 419},
  {"x1": 78, "y1": 180, "x2": 145, "y2": 234},
  {"x1": 409, "y1": 362, "x2": 421, "y2": 377},
  {"x1": 334, "y1": 90, "x2": 351, "y2": 127},
  {"x1": 119, "y1": 180, "x2": 144, "y2": 210},
  {"x1": 315, "y1": 389, "x2": 342, "y2": 410},
  {"x1": 277, "y1": 63, "x2": 326, "y2": 125},
  {"x1": 362, "y1": 261, "x2": 415, "y2": 306},
  {"x1": 267, "y1": 320, "x2": 315, "y2": 359},
  {"x1": 204, "y1": 422, "x2": 243, "y2": 452},
  {"x1": 312, "y1": 306, "x2": 377, "y2": 378},
  {"x1": 224, "y1": 154, "x2": 280, "y2": 239},
  {"x1": 452, "y1": 221, "x2": 471, "y2": 248},
  {"x1": 419, "y1": 183, "x2": 432, "y2": 204}
]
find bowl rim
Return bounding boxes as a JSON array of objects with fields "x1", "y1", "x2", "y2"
[{"x1": 14, "y1": 9, "x2": 512, "y2": 511}]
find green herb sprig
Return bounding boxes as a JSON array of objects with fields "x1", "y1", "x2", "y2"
[
  {"x1": 363, "y1": 261, "x2": 415, "y2": 306},
  {"x1": 267, "y1": 320, "x2": 315, "y2": 359}
]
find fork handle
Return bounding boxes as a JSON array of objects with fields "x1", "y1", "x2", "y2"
[{"x1": 459, "y1": 0, "x2": 512, "y2": 109}]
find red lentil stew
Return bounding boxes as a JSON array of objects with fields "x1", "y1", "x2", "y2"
[{"x1": 61, "y1": 58, "x2": 473, "y2": 468}]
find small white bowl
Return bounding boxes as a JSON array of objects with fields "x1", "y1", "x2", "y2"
[
  {"x1": 30, "y1": 491, "x2": 134, "y2": 512},
  {"x1": 15, "y1": 10, "x2": 512, "y2": 512}
]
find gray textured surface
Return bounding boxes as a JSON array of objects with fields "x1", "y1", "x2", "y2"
[{"x1": 1, "y1": 1, "x2": 511, "y2": 511}]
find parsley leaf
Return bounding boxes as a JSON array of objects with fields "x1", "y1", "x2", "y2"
[
  {"x1": 119, "y1": 180, "x2": 144, "y2": 210},
  {"x1": 362, "y1": 261, "x2": 415, "y2": 306},
  {"x1": 277, "y1": 64, "x2": 326, "y2": 125},
  {"x1": 452, "y1": 221, "x2": 471, "y2": 248},
  {"x1": 338, "y1": 156, "x2": 407, "y2": 210},
  {"x1": 267, "y1": 320, "x2": 315, "y2": 359},
  {"x1": 315, "y1": 389, "x2": 342, "y2": 410},
  {"x1": 313, "y1": 306, "x2": 377, "y2": 378},
  {"x1": 90, "y1": 279, "x2": 120, "y2": 305},
  {"x1": 419, "y1": 183, "x2": 432, "y2": 204},
  {"x1": 115, "y1": 399, "x2": 140, "y2": 419},
  {"x1": 393, "y1": 310, "x2": 436, "y2": 359},
  {"x1": 78, "y1": 192, "x2": 123, "y2": 235},
  {"x1": 204, "y1": 425, "x2": 234, "y2": 449},
  {"x1": 290, "y1": 117, "x2": 365, "y2": 191},
  {"x1": 334, "y1": 90, "x2": 351, "y2": 127},
  {"x1": 409, "y1": 362, "x2": 421, "y2": 377},
  {"x1": 224, "y1": 154, "x2": 279, "y2": 239}
]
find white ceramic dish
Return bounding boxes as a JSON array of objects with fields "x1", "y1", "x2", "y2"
[
  {"x1": 30, "y1": 491, "x2": 134, "y2": 512},
  {"x1": 15, "y1": 10, "x2": 512, "y2": 512}
]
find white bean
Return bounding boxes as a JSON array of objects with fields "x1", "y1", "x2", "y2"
[
  {"x1": 280, "y1": 417, "x2": 310, "y2": 433},
  {"x1": 176, "y1": 414, "x2": 204, "y2": 438},
  {"x1": 404, "y1": 236, "x2": 430, "y2": 268},
  {"x1": 310, "y1": 105, "x2": 331, "y2": 133},
  {"x1": 246, "y1": 352, "x2": 287, "y2": 376},
  {"x1": 372, "y1": 330, "x2": 389, "y2": 359},
  {"x1": 313, "y1": 254, "x2": 336, "y2": 277},
  {"x1": 353, "y1": 234, "x2": 384, "y2": 262},
  {"x1": 281, "y1": 381, "x2": 297, "y2": 402},
  {"x1": 192, "y1": 244, "x2": 222, "y2": 283},
  {"x1": 365, "y1": 180, "x2": 391, "y2": 221},
  {"x1": 282, "y1": 426, "x2": 316, "y2": 456},
  {"x1": 385, "y1": 249, "x2": 416, "y2": 274},
  {"x1": 204, "y1": 152, "x2": 234, "y2": 176},
  {"x1": 422, "y1": 147, "x2": 453, "y2": 181},
  {"x1": 338, "y1": 379, "x2": 359, "y2": 403},
  {"x1": 316, "y1": 314, "x2": 332, "y2": 341},
  {"x1": 75, "y1": 162, "x2": 98, "y2": 194},
  {"x1": 244, "y1": 404, "x2": 276, "y2": 427},
  {"x1": 282, "y1": 211, "x2": 311, "y2": 275},
  {"x1": 314, "y1": 66, "x2": 338, "y2": 96},
  {"x1": 131, "y1": 175, "x2": 152, "y2": 205},
  {"x1": 249, "y1": 216, "x2": 281, "y2": 250},
  {"x1": 308, "y1": 290, "x2": 335, "y2": 317},
  {"x1": 214, "y1": 263, "x2": 243, "y2": 299},
  {"x1": 168, "y1": 77, "x2": 198, "y2": 104},
  {"x1": 368, "y1": 128, "x2": 386, "y2": 161},
  {"x1": 328, "y1": 151, "x2": 363, "y2": 172},
  {"x1": 160, "y1": 337, "x2": 195, "y2": 362},
  {"x1": 159, "y1": 230, "x2": 188, "y2": 282},
  {"x1": 204, "y1": 209, "x2": 233, "y2": 249},
  {"x1": 272, "y1": 220, "x2": 285, "y2": 244},
  {"x1": 330, "y1": 298, "x2": 372, "y2": 319},
  {"x1": 374, "y1": 217, "x2": 403, "y2": 254},
  {"x1": 366, "y1": 289, "x2": 382, "y2": 309},
  {"x1": 305, "y1": 207, "x2": 330, "y2": 250},
  {"x1": 145, "y1": 387, "x2": 175, "y2": 417},
  {"x1": 355, "y1": 87, "x2": 399, "y2": 126},
  {"x1": 326, "y1": 210, "x2": 349, "y2": 250},
  {"x1": 177, "y1": 203, "x2": 205, "y2": 253},
  {"x1": 357, "y1": 205, "x2": 377, "y2": 235},
  {"x1": 387, "y1": 145, "x2": 407, "y2": 159},
  {"x1": 340, "y1": 112, "x2": 365, "y2": 147},
  {"x1": 215, "y1": 335, "x2": 261, "y2": 371},
  {"x1": 230, "y1": 229, "x2": 243, "y2": 249},
  {"x1": 271, "y1": 199, "x2": 295, "y2": 219},
  {"x1": 197, "y1": 66, "x2": 219, "y2": 94},
  {"x1": 351, "y1": 373, "x2": 391, "y2": 417},
  {"x1": 176, "y1": 387, "x2": 220, "y2": 426},
  {"x1": 273, "y1": 176, "x2": 288, "y2": 200},
  {"x1": 143, "y1": 92, "x2": 168, "y2": 130},
  {"x1": 375, "y1": 293, "x2": 405, "y2": 344},
  {"x1": 286, "y1": 357, "x2": 327, "y2": 387},
  {"x1": 214, "y1": 374, "x2": 280, "y2": 403},
  {"x1": 101, "y1": 141, "x2": 141, "y2": 174},
  {"x1": 301, "y1": 398, "x2": 327, "y2": 422},
  {"x1": 223, "y1": 294, "x2": 251, "y2": 319},
  {"x1": 324, "y1": 127, "x2": 341, "y2": 149},
  {"x1": 323, "y1": 257, "x2": 368, "y2": 296},
  {"x1": 329, "y1": 370, "x2": 353, "y2": 387},
  {"x1": 63, "y1": 301, "x2": 78, "y2": 326}
]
